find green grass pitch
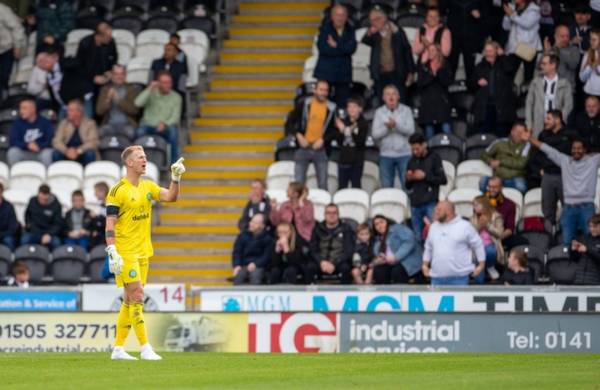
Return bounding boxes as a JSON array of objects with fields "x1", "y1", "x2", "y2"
[{"x1": 1, "y1": 353, "x2": 599, "y2": 389}]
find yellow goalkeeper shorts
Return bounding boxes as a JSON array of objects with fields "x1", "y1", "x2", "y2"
[{"x1": 115, "y1": 255, "x2": 149, "y2": 287}]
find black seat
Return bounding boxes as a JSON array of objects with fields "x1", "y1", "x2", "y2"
[
  {"x1": 428, "y1": 133, "x2": 464, "y2": 166},
  {"x1": 294, "y1": 82, "x2": 316, "y2": 106},
  {"x1": 395, "y1": 4, "x2": 425, "y2": 28},
  {"x1": 51, "y1": 245, "x2": 88, "y2": 284},
  {"x1": 0, "y1": 134, "x2": 9, "y2": 162},
  {"x1": 517, "y1": 217, "x2": 554, "y2": 254},
  {"x1": 179, "y1": 16, "x2": 215, "y2": 37},
  {"x1": 546, "y1": 245, "x2": 577, "y2": 284},
  {"x1": 0, "y1": 244, "x2": 12, "y2": 281},
  {"x1": 135, "y1": 135, "x2": 169, "y2": 169},
  {"x1": 465, "y1": 133, "x2": 497, "y2": 160},
  {"x1": 111, "y1": 15, "x2": 144, "y2": 35},
  {"x1": 146, "y1": 14, "x2": 180, "y2": 34},
  {"x1": 151, "y1": 0, "x2": 184, "y2": 12},
  {"x1": 100, "y1": 134, "x2": 131, "y2": 164},
  {"x1": 88, "y1": 245, "x2": 108, "y2": 282},
  {"x1": 0, "y1": 108, "x2": 18, "y2": 136},
  {"x1": 79, "y1": 0, "x2": 114, "y2": 14},
  {"x1": 275, "y1": 136, "x2": 297, "y2": 162},
  {"x1": 76, "y1": 6, "x2": 106, "y2": 29},
  {"x1": 14, "y1": 244, "x2": 51, "y2": 283},
  {"x1": 115, "y1": 0, "x2": 149, "y2": 13},
  {"x1": 512, "y1": 245, "x2": 545, "y2": 283}
]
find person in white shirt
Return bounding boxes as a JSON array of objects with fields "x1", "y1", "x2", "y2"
[{"x1": 422, "y1": 201, "x2": 486, "y2": 285}]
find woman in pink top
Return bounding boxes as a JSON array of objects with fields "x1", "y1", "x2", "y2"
[
  {"x1": 269, "y1": 182, "x2": 315, "y2": 242},
  {"x1": 412, "y1": 7, "x2": 452, "y2": 63},
  {"x1": 470, "y1": 195, "x2": 505, "y2": 283}
]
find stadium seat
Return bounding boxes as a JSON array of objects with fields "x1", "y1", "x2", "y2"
[
  {"x1": 274, "y1": 136, "x2": 297, "y2": 162},
  {"x1": 361, "y1": 160, "x2": 380, "y2": 194},
  {"x1": 179, "y1": 17, "x2": 216, "y2": 39},
  {"x1": 14, "y1": 244, "x2": 51, "y2": 283},
  {"x1": 99, "y1": 134, "x2": 131, "y2": 164},
  {"x1": 115, "y1": 0, "x2": 149, "y2": 12},
  {"x1": 523, "y1": 187, "x2": 542, "y2": 217},
  {"x1": 265, "y1": 189, "x2": 288, "y2": 205},
  {"x1": 363, "y1": 137, "x2": 379, "y2": 164},
  {"x1": 75, "y1": 6, "x2": 106, "y2": 30},
  {"x1": 64, "y1": 29, "x2": 94, "y2": 56},
  {"x1": 111, "y1": 15, "x2": 144, "y2": 35},
  {"x1": 120, "y1": 161, "x2": 159, "y2": 182},
  {"x1": 177, "y1": 29, "x2": 210, "y2": 50},
  {"x1": 307, "y1": 161, "x2": 339, "y2": 194},
  {"x1": 517, "y1": 217, "x2": 554, "y2": 254},
  {"x1": 370, "y1": 188, "x2": 410, "y2": 224},
  {"x1": 353, "y1": 28, "x2": 371, "y2": 64},
  {"x1": 0, "y1": 244, "x2": 12, "y2": 280},
  {"x1": 0, "y1": 134, "x2": 8, "y2": 162},
  {"x1": 266, "y1": 161, "x2": 295, "y2": 191},
  {"x1": 135, "y1": 135, "x2": 170, "y2": 169},
  {"x1": 455, "y1": 160, "x2": 493, "y2": 190},
  {"x1": 84, "y1": 187, "x2": 101, "y2": 210},
  {"x1": 0, "y1": 108, "x2": 19, "y2": 135},
  {"x1": 51, "y1": 245, "x2": 88, "y2": 284},
  {"x1": 352, "y1": 57, "x2": 373, "y2": 88},
  {"x1": 116, "y1": 43, "x2": 133, "y2": 65},
  {"x1": 546, "y1": 245, "x2": 577, "y2": 284},
  {"x1": 302, "y1": 56, "x2": 317, "y2": 83},
  {"x1": 88, "y1": 245, "x2": 108, "y2": 282},
  {"x1": 180, "y1": 49, "x2": 202, "y2": 87},
  {"x1": 428, "y1": 133, "x2": 464, "y2": 167},
  {"x1": 3, "y1": 188, "x2": 29, "y2": 225},
  {"x1": 396, "y1": 13, "x2": 424, "y2": 29},
  {"x1": 447, "y1": 188, "x2": 482, "y2": 218},
  {"x1": 465, "y1": 133, "x2": 497, "y2": 160},
  {"x1": 112, "y1": 28, "x2": 136, "y2": 49},
  {"x1": 308, "y1": 188, "x2": 332, "y2": 222},
  {"x1": 84, "y1": 161, "x2": 121, "y2": 189},
  {"x1": 439, "y1": 160, "x2": 456, "y2": 200},
  {"x1": 333, "y1": 188, "x2": 370, "y2": 224},
  {"x1": 0, "y1": 160, "x2": 9, "y2": 187},
  {"x1": 145, "y1": 14, "x2": 179, "y2": 34},
  {"x1": 47, "y1": 161, "x2": 84, "y2": 198},
  {"x1": 512, "y1": 244, "x2": 545, "y2": 283},
  {"x1": 126, "y1": 56, "x2": 153, "y2": 85},
  {"x1": 502, "y1": 187, "x2": 524, "y2": 222},
  {"x1": 135, "y1": 43, "x2": 167, "y2": 61},
  {"x1": 9, "y1": 161, "x2": 46, "y2": 196}
]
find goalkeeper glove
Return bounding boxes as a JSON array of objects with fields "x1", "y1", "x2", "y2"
[
  {"x1": 171, "y1": 157, "x2": 186, "y2": 182},
  {"x1": 106, "y1": 245, "x2": 123, "y2": 275}
]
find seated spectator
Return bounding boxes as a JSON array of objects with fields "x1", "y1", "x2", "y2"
[
  {"x1": 269, "y1": 222, "x2": 316, "y2": 285},
  {"x1": 470, "y1": 196, "x2": 504, "y2": 283},
  {"x1": 269, "y1": 182, "x2": 315, "y2": 242},
  {"x1": 52, "y1": 99, "x2": 99, "y2": 166},
  {"x1": 570, "y1": 5, "x2": 592, "y2": 54},
  {"x1": 372, "y1": 85, "x2": 415, "y2": 189},
  {"x1": 483, "y1": 176, "x2": 524, "y2": 250},
  {"x1": 572, "y1": 96, "x2": 600, "y2": 153},
  {"x1": 310, "y1": 204, "x2": 354, "y2": 284},
  {"x1": 416, "y1": 44, "x2": 453, "y2": 139},
  {"x1": 232, "y1": 213, "x2": 273, "y2": 285},
  {"x1": 571, "y1": 214, "x2": 600, "y2": 285},
  {"x1": 151, "y1": 43, "x2": 187, "y2": 93},
  {"x1": 371, "y1": 215, "x2": 422, "y2": 284},
  {"x1": 64, "y1": 190, "x2": 92, "y2": 249},
  {"x1": 411, "y1": 7, "x2": 451, "y2": 63},
  {"x1": 95, "y1": 64, "x2": 139, "y2": 140},
  {"x1": 502, "y1": 0, "x2": 541, "y2": 85},
  {"x1": 406, "y1": 133, "x2": 446, "y2": 241},
  {"x1": 543, "y1": 25, "x2": 581, "y2": 89},
  {"x1": 0, "y1": 183, "x2": 19, "y2": 250},
  {"x1": 89, "y1": 181, "x2": 109, "y2": 249},
  {"x1": 501, "y1": 248, "x2": 534, "y2": 285},
  {"x1": 27, "y1": 51, "x2": 60, "y2": 111},
  {"x1": 169, "y1": 33, "x2": 188, "y2": 66},
  {"x1": 22, "y1": 184, "x2": 62, "y2": 250},
  {"x1": 422, "y1": 201, "x2": 486, "y2": 286},
  {"x1": 351, "y1": 223, "x2": 374, "y2": 285},
  {"x1": 8, "y1": 98, "x2": 54, "y2": 167},
  {"x1": 238, "y1": 179, "x2": 271, "y2": 232},
  {"x1": 525, "y1": 53, "x2": 573, "y2": 137},
  {"x1": 579, "y1": 29, "x2": 600, "y2": 97},
  {"x1": 0, "y1": 3, "x2": 25, "y2": 99},
  {"x1": 135, "y1": 71, "x2": 182, "y2": 162},
  {"x1": 480, "y1": 122, "x2": 531, "y2": 194},
  {"x1": 470, "y1": 40, "x2": 517, "y2": 137},
  {"x1": 5, "y1": 261, "x2": 30, "y2": 288},
  {"x1": 332, "y1": 97, "x2": 368, "y2": 189},
  {"x1": 313, "y1": 3, "x2": 356, "y2": 107}
]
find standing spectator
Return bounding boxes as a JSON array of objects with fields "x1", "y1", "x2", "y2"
[
  {"x1": 269, "y1": 182, "x2": 315, "y2": 242},
  {"x1": 480, "y1": 122, "x2": 531, "y2": 194},
  {"x1": 543, "y1": 25, "x2": 581, "y2": 89},
  {"x1": 313, "y1": 3, "x2": 357, "y2": 107},
  {"x1": 412, "y1": 7, "x2": 451, "y2": 64},
  {"x1": 232, "y1": 213, "x2": 273, "y2": 285},
  {"x1": 525, "y1": 53, "x2": 573, "y2": 136},
  {"x1": 8, "y1": 98, "x2": 55, "y2": 167},
  {"x1": 22, "y1": 184, "x2": 62, "y2": 250},
  {"x1": 238, "y1": 179, "x2": 271, "y2": 232},
  {"x1": 372, "y1": 85, "x2": 415, "y2": 189},
  {"x1": 310, "y1": 204, "x2": 355, "y2": 284},
  {"x1": 35, "y1": 0, "x2": 74, "y2": 47},
  {"x1": 0, "y1": 2, "x2": 25, "y2": 99},
  {"x1": 169, "y1": 33, "x2": 188, "y2": 66},
  {"x1": 89, "y1": 181, "x2": 108, "y2": 249},
  {"x1": 269, "y1": 222, "x2": 316, "y2": 285},
  {"x1": 64, "y1": 190, "x2": 92, "y2": 249},
  {"x1": 470, "y1": 40, "x2": 517, "y2": 137},
  {"x1": 416, "y1": 44, "x2": 453, "y2": 139},
  {"x1": 371, "y1": 215, "x2": 422, "y2": 284},
  {"x1": 422, "y1": 201, "x2": 486, "y2": 285},
  {"x1": 351, "y1": 223, "x2": 374, "y2": 285},
  {"x1": 579, "y1": 29, "x2": 600, "y2": 97},
  {"x1": 442, "y1": 0, "x2": 484, "y2": 81},
  {"x1": 135, "y1": 71, "x2": 182, "y2": 162},
  {"x1": 0, "y1": 183, "x2": 19, "y2": 250},
  {"x1": 288, "y1": 80, "x2": 336, "y2": 189},
  {"x1": 332, "y1": 97, "x2": 368, "y2": 189},
  {"x1": 95, "y1": 64, "x2": 139, "y2": 140},
  {"x1": 501, "y1": 248, "x2": 534, "y2": 285},
  {"x1": 5, "y1": 261, "x2": 30, "y2": 288},
  {"x1": 483, "y1": 176, "x2": 523, "y2": 250},
  {"x1": 406, "y1": 133, "x2": 446, "y2": 240},
  {"x1": 572, "y1": 95, "x2": 600, "y2": 153},
  {"x1": 502, "y1": 0, "x2": 541, "y2": 84},
  {"x1": 362, "y1": 6, "x2": 415, "y2": 102},
  {"x1": 150, "y1": 43, "x2": 188, "y2": 94},
  {"x1": 526, "y1": 131, "x2": 600, "y2": 245},
  {"x1": 470, "y1": 195, "x2": 504, "y2": 283},
  {"x1": 571, "y1": 214, "x2": 600, "y2": 285},
  {"x1": 570, "y1": 5, "x2": 592, "y2": 54},
  {"x1": 52, "y1": 99, "x2": 99, "y2": 165}
]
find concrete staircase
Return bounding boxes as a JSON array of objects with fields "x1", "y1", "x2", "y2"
[{"x1": 148, "y1": 0, "x2": 327, "y2": 287}]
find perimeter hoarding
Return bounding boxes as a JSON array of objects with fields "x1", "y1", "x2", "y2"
[
  {"x1": 82, "y1": 284, "x2": 186, "y2": 312},
  {"x1": 0, "y1": 290, "x2": 78, "y2": 312}
]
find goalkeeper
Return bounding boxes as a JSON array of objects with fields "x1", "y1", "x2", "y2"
[{"x1": 105, "y1": 145, "x2": 185, "y2": 360}]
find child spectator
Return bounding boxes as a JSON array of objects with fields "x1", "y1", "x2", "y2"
[
  {"x1": 571, "y1": 214, "x2": 600, "y2": 285},
  {"x1": 351, "y1": 223, "x2": 374, "y2": 285},
  {"x1": 64, "y1": 190, "x2": 92, "y2": 249},
  {"x1": 502, "y1": 249, "x2": 534, "y2": 285},
  {"x1": 470, "y1": 196, "x2": 504, "y2": 283},
  {"x1": 89, "y1": 181, "x2": 109, "y2": 248},
  {"x1": 269, "y1": 222, "x2": 316, "y2": 285},
  {"x1": 332, "y1": 97, "x2": 368, "y2": 189},
  {"x1": 5, "y1": 261, "x2": 30, "y2": 288}
]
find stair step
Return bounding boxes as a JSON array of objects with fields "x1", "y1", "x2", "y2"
[
  {"x1": 213, "y1": 65, "x2": 304, "y2": 74},
  {"x1": 191, "y1": 131, "x2": 281, "y2": 142},
  {"x1": 186, "y1": 157, "x2": 272, "y2": 167},
  {"x1": 152, "y1": 262, "x2": 230, "y2": 269},
  {"x1": 149, "y1": 268, "x2": 232, "y2": 277},
  {"x1": 184, "y1": 144, "x2": 274, "y2": 153},
  {"x1": 200, "y1": 104, "x2": 290, "y2": 116},
  {"x1": 154, "y1": 226, "x2": 239, "y2": 235},
  {"x1": 223, "y1": 39, "x2": 312, "y2": 49},
  {"x1": 203, "y1": 91, "x2": 295, "y2": 101},
  {"x1": 154, "y1": 240, "x2": 233, "y2": 249},
  {"x1": 160, "y1": 212, "x2": 240, "y2": 222},
  {"x1": 233, "y1": 14, "x2": 321, "y2": 24},
  {"x1": 152, "y1": 254, "x2": 230, "y2": 263},
  {"x1": 220, "y1": 52, "x2": 309, "y2": 65},
  {"x1": 148, "y1": 275, "x2": 231, "y2": 283},
  {"x1": 181, "y1": 185, "x2": 248, "y2": 194},
  {"x1": 193, "y1": 117, "x2": 284, "y2": 127},
  {"x1": 210, "y1": 78, "x2": 300, "y2": 90},
  {"x1": 179, "y1": 170, "x2": 267, "y2": 180},
  {"x1": 162, "y1": 198, "x2": 247, "y2": 207}
]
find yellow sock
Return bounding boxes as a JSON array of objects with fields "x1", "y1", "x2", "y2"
[
  {"x1": 129, "y1": 302, "x2": 148, "y2": 346},
  {"x1": 114, "y1": 303, "x2": 131, "y2": 347}
]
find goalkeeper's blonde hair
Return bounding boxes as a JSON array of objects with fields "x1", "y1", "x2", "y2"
[{"x1": 121, "y1": 145, "x2": 144, "y2": 164}]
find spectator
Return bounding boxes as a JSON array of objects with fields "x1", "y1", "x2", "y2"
[
  {"x1": 52, "y1": 99, "x2": 99, "y2": 166},
  {"x1": 480, "y1": 122, "x2": 531, "y2": 194},
  {"x1": 572, "y1": 95, "x2": 600, "y2": 153},
  {"x1": 579, "y1": 29, "x2": 600, "y2": 97},
  {"x1": 95, "y1": 64, "x2": 139, "y2": 140},
  {"x1": 570, "y1": 5, "x2": 592, "y2": 54},
  {"x1": 351, "y1": 223, "x2": 374, "y2": 285},
  {"x1": 571, "y1": 214, "x2": 600, "y2": 285},
  {"x1": 169, "y1": 33, "x2": 188, "y2": 66},
  {"x1": 372, "y1": 85, "x2": 415, "y2": 189},
  {"x1": 5, "y1": 261, "x2": 30, "y2": 288},
  {"x1": 483, "y1": 176, "x2": 523, "y2": 250},
  {"x1": 8, "y1": 98, "x2": 55, "y2": 167},
  {"x1": 238, "y1": 179, "x2": 271, "y2": 232},
  {"x1": 135, "y1": 71, "x2": 182, "y2": 162},
  {"x1": 422, "y1": 201, "x2": 486, "y2": 285},
  {"x1": 0, "y1": 183, "x2": 19, "y2": 250},
  {"x1": 310, "y1": 204, "x2": 354, "y2": 284},
  {"x1": 75, "y1": 21, "x2": 117, "y2": 99},
  {"x1": 470, "y1": 40, "x2": 517, "y2": 137},
  {"x1": 27, "y1": 51, "x2": 59, "y2": 111},
  {"x1": 89, "y1": 181, "x2": 108, "y2": 249},
  {"x1": 406, "y1": 133, "x2": 446, "y2": 240},
  {"x1": 470, "y1": 195, "x2": 504, "y2": 283},
  {"x1": 287, "y1": 80, "x2": 336, "y2": 190},
  {"x1": 313, "y1": 3, "x2": 357, "y2": 107},
  {"x1": 22, "y1": 184, "x2": 62, "y2": 250},
  {"x1": 150, "y1": 43, "x2": 187, "y2": 93},
  {"x1": 501, "y1": 248, "x2": 534, "y2": 285},
  {"x1": 269, "y1": 222, "x2": 316, "y2": 285},
  {"x1": 35, "y1": 0, "x2": 74, "y2": 47},
  {"x1": 525, "y1": 53, "x2": 573, "y2": 137},
  {"x1": 526, "y1": 131, "x2": 600, "y2": 245},
  {"x1": 362, "y1": 6, "x2": 415, "y2": 101},
  {"x1": 502, "y1": 0, "x2": 541, "y2": 84},
  {"x1": 0, "y1": 3, "x2": 25, "y2": 99},
  {"x1": 543, "y1": 25, "x2": 581, "y2": 89},
  {"x1": 269, "y1": 182, "x2": 315, "y2": 242},
  {"x1": 332, "y1": 97, "x2": 368, "y2": 189},
  {"x1": 64, "y1": 190, "x2": 92, "y2": 249},
  {"x1": 412, "y1": 7, "x2": 451, "y2": 64},
  {"x1": 371, "y1": 215, "x2": 422, "y2": 284},
  {"x1": 232, "y1": 213, "x2": 273, "y2": 285},
  {"x1": 442, "y1": 0, "x2": 484, "y2": 81},
  {"x1": 416, "y1": 44, "x2": 453, "y2": 139}
]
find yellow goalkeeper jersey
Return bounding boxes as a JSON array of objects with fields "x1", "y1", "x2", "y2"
[{"x1": 106, "y1": 178, "x2": 161, "y2": 258}]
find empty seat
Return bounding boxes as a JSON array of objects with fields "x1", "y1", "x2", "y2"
[
  {"x1": 179, "y1": 16, "x2": 215, "y2": 38},
  {"x1": 111, "y1": 15, "x2": 144, "y2": 35},
  {"x1": 266, "y1": 161, "x2": 295, "y2": 190},
  {"x1": 0, "y1": 108, "x2": 19, "y2": 135},
  {"x1": 0, "y1": 244, "x2": 12, "y2": 280},
  {"x1": 512, "y1": 244, "x2": 545, "y2": 284},
  {"x1": 428, "y1": 133, "x2": 464, "y2": 167},
  {"x1": 84, "y1": 161, "x2": 121, "y2": 189},
  {"x1": 126, "y1": 56, "x2": 153, "y2": 85},
  {"x1": 99, "y1": 134, "x2": 131, "y2": 164},
  {"x1": 84, "y1": 187, "x2": 102, "y2": 210},
  {"x1": 455, "y1": 160, "x2": 493, "y2": 190},
  {"x1": 120, "y1": 161, "x2": 159, "y2": 182},
  {"x1": 333, "y1": 188, "x2": 370, "y2": 224},
  {"x1": 137, "y1": 28, "x2": 170, "y2": 47},
  {"x1": 546, "y1": 245, "x2": 577, "y2": 284},
  {"x1": 116, "y1": 43, "x2": 133, "y2": 65},
  {"x1": 275, "y1": 136, "x2": 297, "y2": 162},
  {"x1": 465, "y1": 133, "x2": 497, "y2": 160},
  {"x1": 502, "y1": 187, "x2": 524, "y2": 221},
  {"x1": 361, "y1": 160, "x2": 380, "y2": 194},
  {"x1": 447, "y1": 188, "x2": 482, "y2": 218},
  {"x1": 177, "y1": 28, "x2": 210, "y2": 50},
  {"x1": 307, "y1": 161, "x2": 339, "y2": 194},
  {"x1": 112, "y1": 28, "x2": 136, "y2": 49},
  {"x1": 51, "y1": 245, "x2": 88, "y2": 284},
  {"x1": 135, "y1": 135, "x2": 169, "y2": 169},
  {"x1": 135, "y1": 42, "x2": 166, "y2": 60},
  {"x1": 88, "y1": 245, "x2": 108, "y2": 282},
  {"x1": 14, "y1": 244, "x2": 51, "y2": 283},
  {"x1": 370, "y1": 188, "x2": 410, "y2": 224},
  {"x1": 523, "y1": 187, "x2": 542, "y2": 217},
  {"x1": 3, "y1": 188, "x2": 30, "y2": 225},
  {"x1": 302, "y1": 55, "x2": 317, "y2": 83},
  {"x1": 145, "y1": 14, "x2": 179, "y2": 34},
  {"x1": 265, "y1": 189, "x2": 288, "y2": 205},
  {"x1": 47, "y1": 161, "x2": 84, "y2": 198},
  {"x1": 9, "y1": 161, "x2": 46, "y2": 196},
  {"x1": 308, "y1": 188, "x2": 332, "y2": 222},
  {"x1": 517, "y1": 217, "x2": 554, "y2": 254},
  {"x1": 439, "y1": 160, "x2": 456, "y2": 200},
  {"x1": 0, "y1": 134, "x2": 8, "y2": 162}
]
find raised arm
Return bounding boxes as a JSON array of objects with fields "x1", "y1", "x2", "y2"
[{"x1": 158, "y1": 158, "x2": 185, "y2": 202}]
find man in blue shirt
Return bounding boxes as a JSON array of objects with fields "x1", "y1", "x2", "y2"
[{"x1": 7, "y1": 98, "x2": 54, "y2": 167}]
